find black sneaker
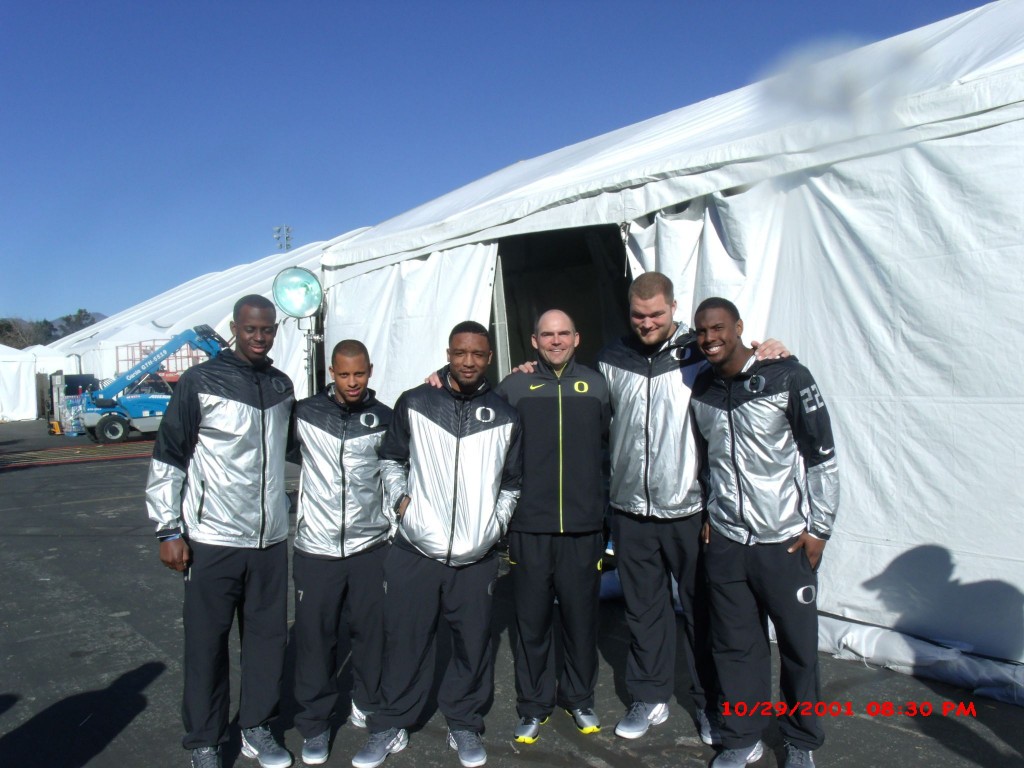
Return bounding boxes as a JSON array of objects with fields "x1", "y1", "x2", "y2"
[
  {"x1": 191, "y1": 746, "x2": 222, "y2": 768},
  {"x1": 241, "y1": 724, "x2": 292, "y2": 768}
]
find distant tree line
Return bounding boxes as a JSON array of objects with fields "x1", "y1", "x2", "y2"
[{"x1": 0, "y1": 309, "x2": 98, "y2": 349}]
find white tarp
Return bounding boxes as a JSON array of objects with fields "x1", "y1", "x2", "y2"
[
  {"x1": 324, "y1": 243, "x2": 498, "y2": 409},
  {"x1": 0, "y1": 344, "x2": 37, "y2": 421},
  {"x1": 317, "y1": 0, "x2": 1024, "y2": 696}
]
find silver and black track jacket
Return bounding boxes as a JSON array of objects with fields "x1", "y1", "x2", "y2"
[
  {"x1": 597, "y1": 324, "x2": 706, "y2": 519},
  {"x1": 496, "y1": 358, "x2": 610, "y2": 534},
  {"x1": 690, "y1": 356, "x2": 840, "y2": 545},
  {"x1": 145, "y1": 350, "x2": 294, "y2": 548},
  {"x1": 379, "y1": 367, "x2": 522, "y2": 567},
  {"x1": 291, "y1": 386, "x2": 393, "y2": 559}
]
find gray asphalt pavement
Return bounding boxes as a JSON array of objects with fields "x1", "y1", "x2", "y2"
[{"x1": 0, "y1": 420, "x2": 1020, "y2": 768}]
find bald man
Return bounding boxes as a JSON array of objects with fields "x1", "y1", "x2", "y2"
[{"x1": 497, "y1": 310, "x2": 611, "y2": 744}]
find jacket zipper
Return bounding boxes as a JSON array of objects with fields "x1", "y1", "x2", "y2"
[
  {"x1": 725, "y1": 379, "x2": 751, "y2": 544},
  {"x1": 257, "y1": 373, "x2": 267, "y2": 548},
  {"x1": 643, "y1": 357, "x2": 653, "y2": 515},
  {"x1": 446, "y1": 398, "x2": 465, "y2": 565},
  {"x1": 339, "y1": 413, "x2": 350, "y2": 556},
  {"x1": 557, "y1": 376, "x2": 565, "y2": 533}
]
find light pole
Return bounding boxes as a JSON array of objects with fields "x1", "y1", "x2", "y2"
[{"x1": 273, "y1": 225, "x2": 292, "y2": 251}]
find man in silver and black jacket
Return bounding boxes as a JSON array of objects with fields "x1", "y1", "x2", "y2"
[
  {"x1": 352, "y1": 321, "x2": 521, "y2": 768},
  {"x1": 689, "y1": 297, "x2": 839, "y2": 768},
  {"x1": 289, "y1": 340, "x2": 393, "y2": 766},
  {"x1": 146, "y1": 294, "x2": 294, "y2": 768},
  {"x1": 597, "y1": 272, "x2": 788, "y2": 745}
]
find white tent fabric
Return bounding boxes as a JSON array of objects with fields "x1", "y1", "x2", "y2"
[
  {"x1": 317, "y1": 0, "x2": 1024, "y2": 699},
  {"x1": 41, "y1": 237, "x2": 363, "y2": 398},
  {"x1": 325, "y1": 243, "x2": 497, "y2": 409},
  {"x1": 0, "y1": 344, "x2": 37, "y2": 421}
]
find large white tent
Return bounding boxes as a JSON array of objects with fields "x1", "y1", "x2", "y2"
[{"x1": 318, "y1": 1, "x2": 1024, "y2": 700}]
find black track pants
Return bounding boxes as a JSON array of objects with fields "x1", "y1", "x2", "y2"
[
  {"x1": 705, "y1": 534, "x2": 824, "y2": 751},
  {"x1": 613, "y1": 512, "x2": 717, "y2": 712},
  {"x1": 182, "y1": 541, "x2": 288, "y2": 749},
  {"x1": 292, "y1": 546, "x2": 386, "y2": 738},
  {"x1": 368, "y1": 544, "x2": 498, "y2": 734},
  {"x1": 508, "y1": 530, "x2": 603, "y2": 717}
]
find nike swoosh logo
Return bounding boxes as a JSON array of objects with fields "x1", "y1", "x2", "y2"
[
  {"x1": 529, "y1": 384, "x2": 545, "y2": 390},
  {"x1": 818, "y1": 447, "x2": 834, "y2": 456}
]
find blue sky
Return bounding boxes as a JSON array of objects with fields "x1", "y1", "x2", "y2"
[{"x1": 1, "y1": 0, "x2": 985, "y2": 320}]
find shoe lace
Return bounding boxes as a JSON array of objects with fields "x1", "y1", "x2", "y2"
[
  {"x1": 244, "y1": 725, "x2": 277, "y2": 751},
  {"x1": 367, "y1": 729, "x2": 397, "y2": 748},
  {"x1": 786, "y1": 745, "x2": 811, "y2": 766},
  {"x1": 627, "y1": 701, "x2": 649, "y2": 719},
  {"x1": 452, "y1": 730, "x2": 482, "y2": 749}
]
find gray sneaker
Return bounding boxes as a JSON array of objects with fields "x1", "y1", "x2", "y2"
[
  {"x1": 784, "y1": 743, "x2": 816, "y2": 768},
  {"x1": 566, "y1": 707, "x2": 601, "y2": 734},
  {"x1": 614, "y1": 701, "x2": 669, "y2": 739},
  {"x1": 513, "y1": 716, "x2": 547, "y2": 744},
  {"x1": 447, "y1": 729, "x2": 487, "y2": 768},
  {"x1": 241, "y1": 725, "x2": 292, "y2": 768},
  {"x1": 711, "y1": 740, "x2": 765, "y2": 767},
  {"x1": 191, "y1": 746, "x2": 222, "y2": 768},
  {"x1": 697, "y1": 709, "x2": 722, "y2": 746},
  {"x1": 352, "y1": 728, "x2": 408, "y2": 768},
  {"x1": 301, "y1": 730, "x2": 330, "y2": 766}
]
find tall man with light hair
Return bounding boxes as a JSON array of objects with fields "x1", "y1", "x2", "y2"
[{"x1": 598, "y1": 272, "x2": 787, "y2": 745}]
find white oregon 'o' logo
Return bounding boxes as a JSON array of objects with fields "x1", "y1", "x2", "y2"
[
  {"x1": 360, "y1": 413, "x2": 379, "y2": 428},
  {"x1": 475, "y1": 407, "x2": 495, "y2": 423},
  {"x1": 796, "y1": 585, "x2": 817, "y2": 605}
]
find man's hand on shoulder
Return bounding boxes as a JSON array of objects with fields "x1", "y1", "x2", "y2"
[
  {"x1": 159, "y1": 538, "x2": 191, "y2": 572},
  {"x1": 513, "y1": 361, "x2": 536, "y2": 374},
  {"x1": 751, "y1": 338, "x2": 790, "y2": 360},
  {"x1": 425, "y1": 371, "x2": 443, "y2": 388}
]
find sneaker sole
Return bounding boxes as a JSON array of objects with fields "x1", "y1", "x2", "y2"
[
  {"x1": 447, "y1": 736, "x2": 487, "y2": 768},
  {"x1": 565, "y1": 710, "x2": 601, "y2": 734},
  {"x1": 240, "y1": 738, "x2": 293, "y2": 768},
  {"x1": 302, "y1": 753, "x2": 329, "y2": 766},
  {"x1": 513, "y1": 717, "x2": 548, "y2": 744},
  {"x1": 351, "y1": 732, "x2": 408, "y2": 768}
]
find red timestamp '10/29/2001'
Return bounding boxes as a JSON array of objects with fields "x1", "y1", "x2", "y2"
[{"x1": 720, "y1": 701, "x2": 978, "y2": 718}]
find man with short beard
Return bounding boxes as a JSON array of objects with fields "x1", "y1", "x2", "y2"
[
  {"x1": 352, "y1": 321, "x2": 521, "y2": 768},
  {"x1": 598, "y1": 273, "x2": 787, "y2": 745}
]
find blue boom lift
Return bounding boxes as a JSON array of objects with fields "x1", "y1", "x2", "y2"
[{"x1": 80, "y1": 324, "x2": 228, "y2": 443}]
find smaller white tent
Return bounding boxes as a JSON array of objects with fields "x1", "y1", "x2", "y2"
[
  {"x1": 40, "y1": 234, "x2": 364, "y2": 398},
  {"x1": 0, "y1": 344, "x2": 38, "y2": 421}
]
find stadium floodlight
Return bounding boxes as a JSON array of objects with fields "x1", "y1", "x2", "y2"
[{"x1": 272, "y1": 267, "x2": 323, "y2": 319}]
